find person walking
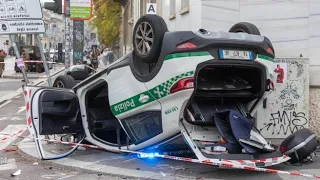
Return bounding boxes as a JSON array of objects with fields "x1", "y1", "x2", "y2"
[
  {"x1": 0, "y1": 50, "x2": 5, "y2": 78},
  {"x1": 20, "y1": 49, "x2": 30, "y2": 82},
  {"x1": 90, "y1": 45, "x2": 100, "y2": 70},
  {"x1": 20, "y1": 49, "x2": 29, "y2": 72}
]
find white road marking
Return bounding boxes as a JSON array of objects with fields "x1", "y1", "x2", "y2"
[
  {"x1": 0, "y1": 100, "x2": 12, "y2": 109},
  {"x1": 0, "y1": 159, "x2": 17, "y2": 171},
  {"x1": 0, "y1": 125, "x2": 27, "y2": 150},
  {"x1": 17, "y1": 106, "x2": 26, "y2": 113},
  {"x1": 0, "y1": 116, "x2": 23, "y2": 121}
]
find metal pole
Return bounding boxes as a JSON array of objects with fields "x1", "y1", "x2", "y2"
[
  {"x1": 9, "y1": 35, "x2": 29, "y2": 84},
  {"x1": 36, "y1": 34, "x2": 52, "y2": 87},
  {"x1": 64, "y1": 0, "x2": 71, "y2": 67}
]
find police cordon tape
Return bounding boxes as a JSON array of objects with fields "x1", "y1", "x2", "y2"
[
  {"x1": 0, "y1": 60, "x2": 97, "y2": 72},
  {"x1": 0, "y1": 131, "x2": 320, "y2": 179}
]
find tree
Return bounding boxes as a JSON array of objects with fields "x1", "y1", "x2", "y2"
[{"x1": 90, "y1": 0, "x2": 122, "y2": 47}]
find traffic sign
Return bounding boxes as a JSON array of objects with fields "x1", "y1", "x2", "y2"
[
  {"x1": 146, "y1": 3, "x2": 156, "y2": 14},
  {"x1": 0, "y1": 19, "x2": 45, "y2": 35},
  {"x1": 0, "y1": 0, "x2": 43, "y2": 20},
  {"x1": 70, "y1": 0, "x2": 92, "y2": 20}
]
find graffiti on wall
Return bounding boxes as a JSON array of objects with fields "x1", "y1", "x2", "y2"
[
  {"x1": 257, "y1": 58, "x2": 309, "y2": 138},
  {"x1": 73, "y1": 20, "x2": 84, "y2": 63},
  {"x1": 260, "y1": 111, "x2": 307, "y2": 135}
]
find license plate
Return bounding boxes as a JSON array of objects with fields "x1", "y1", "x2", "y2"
[{"x1": 219, "y1": 50, "x2": 253, "y2": 60}]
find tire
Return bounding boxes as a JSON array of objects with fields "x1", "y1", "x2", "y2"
[
  {"x1": 133, "y1": 14, "x2": 168, "y2": 63},
  {"x1": 229, "y1": 22, "x2": 261, "y2": 35},
  {"x1": 53, "y1": 75, "x2": 76, "y2": 89}
]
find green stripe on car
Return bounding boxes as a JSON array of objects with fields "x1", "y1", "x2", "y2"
[
  {"x1": 165, "y1": 51, "x2": 210, "y2": 61},
  {"x1": 111, "y1": 71, "x2": 194, "y2": 116},
  {"x1": 257, "y1": 54, "x2": 274, "y2": 62}
]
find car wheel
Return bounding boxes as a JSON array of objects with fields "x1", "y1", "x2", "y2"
[
  {"x1": 53, "y1": 75, "x2": 76, "y2": 89},
  {"x1": 229, "y1": 22, "x2": 261, "y2": 35},
  {"x1": 133, "y1": 14, "x2": 168, "y2": 63}
]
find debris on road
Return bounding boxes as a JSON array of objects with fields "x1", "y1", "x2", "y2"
[
  {"x1": 33, "y1": 162, "x2": 38, "y2": 166},
  {"x1": 11, "y1": 169, "x2": 21, "y2": 176},
  {"x1": 4, "y1": 146, "x2": 17, "y2": 152}
]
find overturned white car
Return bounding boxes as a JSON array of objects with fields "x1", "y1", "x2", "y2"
[{"x1": 23, "y1": 15, "x2": 318, "y2": 168}]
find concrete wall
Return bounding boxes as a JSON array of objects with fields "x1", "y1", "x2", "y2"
[{"x1": 161, "y1": 0, "x2": 202, "y2": 32}]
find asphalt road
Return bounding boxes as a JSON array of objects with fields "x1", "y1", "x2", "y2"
[
  {"x1": 0, "y1": 79, "x2": 24, "y2": 98},
  {"x1": 0, "y1": 74, "x2": 320, "y2": 179}
]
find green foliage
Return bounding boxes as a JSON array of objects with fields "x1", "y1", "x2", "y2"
[{"x1": 90, "y1": 0, "x2": 122, "y2": 47}]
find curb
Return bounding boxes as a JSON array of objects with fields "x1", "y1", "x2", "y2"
[
  {"x1": 2, "y1": 74, "x2": 40, "y2": 79},
  {"x1": 2, "y1": 68, "x2": 65, "y2": 80}
]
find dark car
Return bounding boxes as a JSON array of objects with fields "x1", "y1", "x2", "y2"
[{"x1": 14, "y1": 45, "x2": 52, "y2": 73}]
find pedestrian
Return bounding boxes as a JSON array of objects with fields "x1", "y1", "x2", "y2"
[
  {"x1": 90, "y1": 45, "x2": 100, "y2": 70},
  {"x1": 0, "y1": 50, "x2": 5, "y2": 78},
  {"x1": 20, "y1": 49, "x2": 29, "y2": 82},
  {"x1": 20, "y1": 49, "x2": 29, "y2": 72}
]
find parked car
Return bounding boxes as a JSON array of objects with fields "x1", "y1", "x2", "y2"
[
  {"x1": 15, "y1": 45, "x2": 52, "y2": 73},
  {"x1": 23, "y1": 15, "x2": 318, "y2": 168}
]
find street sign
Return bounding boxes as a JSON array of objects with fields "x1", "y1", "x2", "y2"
[
  {"x1": 0, "y1": 19, "x2": 45, "y2": 34},
  {"x1": 0, "y1": 0, "x2": 43, "y2": 20},
  {"x1": 146, "y1": 3, "x2": 156, "y2": 14},
  {"x1": 70, "y1": 0, "x2": 92, "y2": 20}
]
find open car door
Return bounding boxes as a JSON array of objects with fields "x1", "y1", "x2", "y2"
[{"x1": 22, "y1": 85, "x2": 85, "y2": 160}]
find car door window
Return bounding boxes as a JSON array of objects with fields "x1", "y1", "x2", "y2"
[{"x1": 120, "y1": 111, "x2": 162, "y2": 144}]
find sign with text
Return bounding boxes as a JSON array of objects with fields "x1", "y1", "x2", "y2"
[
  {"x1": 146, "y1": 3, "x2": 156, "y2": 14},
  {"x1": 0, "y1": 19, "x2": 45, "y2": 34},
  {"x1": 70, "y1": 0, "x2": 92, "y2": 20},
  {"x1": 0, "y1": 0, "x2": 42, "y2": 20}
]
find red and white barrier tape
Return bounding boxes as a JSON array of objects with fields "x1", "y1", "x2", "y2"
[
  {"x1": 0, "y1": 60, "x2": 97, "y2": 71},
  {"x1": 0, "y1": 132, "x2": 319, "y2": 179},
  {"x1": 0, "y1": 130, "x2": 24, "y2": 142}
]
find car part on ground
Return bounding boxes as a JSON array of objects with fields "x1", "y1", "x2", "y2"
[
  {"x1": 229, "y1": 22, "x2": 261, "y2": 35},
  {"x1": 133, "y1": 14, "x2": 168, "y2": 63},
  {"x1": 280, "y1": 128, "x2": 319, "y2": 164},
  {"x1": 53, "y1": 75, "x2": 76, "y2": 89}
]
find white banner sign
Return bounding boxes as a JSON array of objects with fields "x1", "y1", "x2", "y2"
[
  {"x1": 0, "y1": 0, "x2": 42, "y2": 20},
  {"x1": 0, "y1": 19, "x2": 45, "y2": 34}
]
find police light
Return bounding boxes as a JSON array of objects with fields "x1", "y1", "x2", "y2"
[{"x1": 137, "y1": 152, "x2": 160, "y2": 159}]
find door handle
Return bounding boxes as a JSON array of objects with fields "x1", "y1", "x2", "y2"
[{"x1": 139, "y1": 94, "x2": 150, "y2": 103}]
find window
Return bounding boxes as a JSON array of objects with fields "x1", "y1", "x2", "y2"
[
  {"x1": 180, "y1": 0, "x2": 189, "y2": 15},
  {"x1": 121, "y1": 111, "x2": 162, "y2": 144},
  {"x1": 169, "y1": 0, "x2": 175, "y2": 19}
]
